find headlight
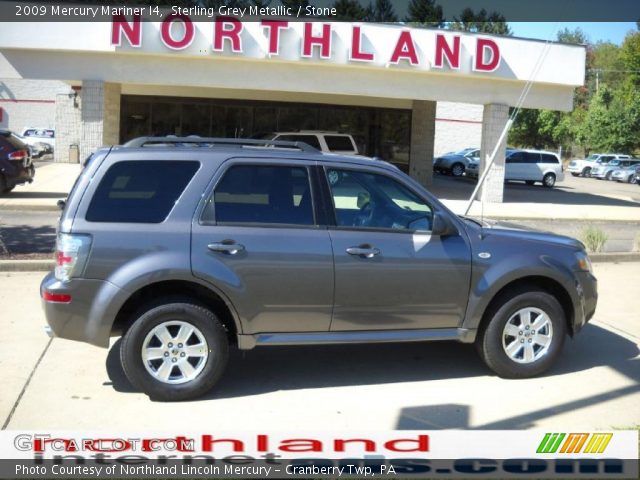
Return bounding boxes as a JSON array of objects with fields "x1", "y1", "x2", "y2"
[{"x1": 576, "y1": 251, "x2": 593, "y2": 275}]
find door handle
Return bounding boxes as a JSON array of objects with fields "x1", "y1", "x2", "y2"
[
  {"x1": 346, "y1": 245, "x2": 380, "y2": 259},
  {"x1": 207, "y1": 241, "x2": 245, "y2": 255}
]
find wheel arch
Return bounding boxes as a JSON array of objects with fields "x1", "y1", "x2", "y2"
[
  {"x1": 476, "y1": 275, "x2": 575, "y2": 338},
  {"x1": 111, "y1": 279, "x2": 242, "y2": 345}
]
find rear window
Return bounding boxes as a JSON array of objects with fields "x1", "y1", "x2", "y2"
[
  {"x1": 275, "y1": 134, "x2": 322, "y2": 150},
  {"x1": 325, "y1": 135, "x2": 355, "y2": 152},
  {"x1": 86, "y1": 161, "x2": 199, "y2": 223}
]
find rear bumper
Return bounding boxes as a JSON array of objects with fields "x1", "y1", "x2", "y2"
[
  {"x1": 3, "y1": 164, "x2": 34, "y2": 187},
  {"x1": 40, "y1": 272, "x2": 125, "y2": 348}
]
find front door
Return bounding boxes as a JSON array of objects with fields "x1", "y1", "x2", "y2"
[
  {"x1": 322, "y1": 166, "x2": 472, "y2": 332},
  {"x1": 192, "y1": 160, "x2": 334, "y2": 334}
]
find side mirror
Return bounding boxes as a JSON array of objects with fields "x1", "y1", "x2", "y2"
[
  {"x1": 56, "y1": 199, "x2": 66, "y2": 211},
  {"x1": 432, "y1": 212, "x2": 457, "y2": 237}
]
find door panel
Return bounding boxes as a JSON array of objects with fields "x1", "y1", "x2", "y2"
[
  {"x1": 329, "y1": 230, "x2": 471, "y2": 331},
  {"x1": 191, "y1": 161, "x2": 334, "y2": 334}
]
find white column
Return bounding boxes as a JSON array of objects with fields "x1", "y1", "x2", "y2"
[
  {"x1": 409, "y1": 100, "x2": 436, "y2": 187},
  {"x1": 479, "y1": 103, "x2": 509, "y2": 203}
]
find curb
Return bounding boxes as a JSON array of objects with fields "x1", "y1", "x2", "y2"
[
  {"x1": 589, "y1": 252, "x2": 640, "y2": 263},
  {"x1": 0, "y1": 204, "x2": 60, "y2": 212},
  {"x1": 0, "y1": 260, "x2": 54, "y2": 272},
  {"x1": 1, "y1": 253, "x2": 638, "y2": 273}
]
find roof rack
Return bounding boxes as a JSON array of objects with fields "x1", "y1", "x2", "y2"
[{"x1": 122, "y1": 136, "x2": 320, "y2": 153}]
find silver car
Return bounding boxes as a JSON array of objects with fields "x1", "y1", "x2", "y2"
[
  {"x1": 610, "y1": 165, "x2": 638, "y2": 184},
  {"x1": 591, "y1": 159, "x2": 640, "y2": 180}
]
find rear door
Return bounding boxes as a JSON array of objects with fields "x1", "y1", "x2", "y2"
[
  {"x1": 191, "y1": 158, "x2": 335, "y2": 334},
  {"x1": 505, "y1": 151, "x2": 527, "y2": 180}
]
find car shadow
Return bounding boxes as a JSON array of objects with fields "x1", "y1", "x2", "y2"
[{"x1": 105, "y1": 323, "x2": 638, "y2": 402}]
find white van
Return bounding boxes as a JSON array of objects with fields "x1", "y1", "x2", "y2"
[
  {"x1": 253, "y1": 131, "x2": 359, "y2": 155},
  {"x1": 505, "y1": 149, "x2": 564, "y2": 188}
]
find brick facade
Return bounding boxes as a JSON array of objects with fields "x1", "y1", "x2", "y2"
[{"x1": 479, "y1": 103, "x2": 510, "y2": 203}]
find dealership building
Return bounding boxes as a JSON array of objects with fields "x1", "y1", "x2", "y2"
[{"x1": 0, "y1": 18, "x2": 585, "y2": 202}]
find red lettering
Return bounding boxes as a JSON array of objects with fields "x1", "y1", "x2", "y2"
[
  {"x1": 434, "y1": 34, "x2": 460, "y2": 69},
  {"x1": 384, "y1": 435, "x2": 429, "y2": 452},
  {"x1": 302, "y1": 23, "x2": 332, "y2": 58},
  {"x1": 350, "y1": 26, "x2": 374, "y2": 62},
  {"x1": 475, "y1": 38, "x2": 501, "y2": 72},
  {"x1": 160, "y1": 13, "x2": 194, "y2": 50},
  {"x1": 334, "y1": 438, "x2": 376, "y2": 452},
  {"x1": 111, "y1": 15, "x2": 141, "y2": 47},
  {"x1": 214, "y1": 16, "x2": 243, "y2": 52},
  {"x1": 279, "y1": 439, "x2": 323, "y2": 452},
  {"x1": 261, "y1": 21, "x2": 288, "y2": 55},
  {"x1": 390, "y1": 31, "x2": 419, "y2": 65},
  {"x1": 201, "y1": 435, "x2": 244, "y2": 452}
]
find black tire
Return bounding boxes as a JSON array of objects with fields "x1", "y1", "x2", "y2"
[
  {"x1": 0, "y1": 175, "x2": 11, "y2": 194},
  {"x1": 120, "y1": 301, "x2": 229, "y2": 401},
  {"x1": 582, "y1": 167, "x2": 591, "y2": 177},
  {"x1": 570, "y1": 173, "x2": 579, "y2": 177},
  {"x1": 525, "y1": 180, "x2": 535, "y2": 186},
  {"x1": 542, "y1": 173, "x2": 556, "y2": 188},
  {"x1": 476, "y1": 289, "x2": 566, "y2": 378},
  {"x1": 451, "y1": 163, "x2": 465, "y2": 177},
  {"x1": 606, "y1": 171, "x2": 614, "y2": 181}
]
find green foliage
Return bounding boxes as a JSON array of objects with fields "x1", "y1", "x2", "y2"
[
  {"x1": 332, "y1": 0, "x2": 367, "y2": 20},
  {"x1": 621, "y1": 31, "x2": 640, "y2": 87},
  {"x1": 557, "y1": 27, "x2": 588, "y2": 44},
  {"x1": 580, "y1": 226, "x2": 608, "y2": 253},
  {"x1": 405, "y1": 0, "x2": 444, "y2": 27},
  {"x1": 369, "y1": 0, "x2": 398, "y2": 22},
  {"x1": 449, "y1": 8, "x2": 511, "y2": 35}
]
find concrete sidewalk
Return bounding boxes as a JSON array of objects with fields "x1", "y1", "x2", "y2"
[
  {"x1": 1, "y1": 162, "x2": 639, "y2": 221},
  {"x1": 2, "y1": 262, "x2": 639, "y2": 430},
  {"x1": 0, "y1": 162, "x2": 81, "y2": 211}
]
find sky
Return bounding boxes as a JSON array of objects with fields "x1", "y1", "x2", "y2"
[{"x1": 509, "y1": 22, "x2": 638, "y2": 45}]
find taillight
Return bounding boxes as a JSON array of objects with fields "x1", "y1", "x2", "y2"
[
  {"x1": 42, "y1": 291, "x2": 72, "y2": 303},
  {"x1": 54, "y1": 233, "x2": 92, "y2": 282},
  {"x1": 8, "y1": 150, "x2": 27, "y2": 161}
]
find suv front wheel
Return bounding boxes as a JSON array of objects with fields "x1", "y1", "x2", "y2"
[
  {"x1": 477, "y1": 289, "x2": 566, "y2": 378},
  {"x1": 120, "y1": 301, "x2": 229, "y2": 401}
]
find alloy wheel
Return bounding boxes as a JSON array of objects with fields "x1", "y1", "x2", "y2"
[{"x1": 501, "y1": 307, "x2": 553, "y2": 364}]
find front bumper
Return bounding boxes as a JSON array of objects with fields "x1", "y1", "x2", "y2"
[
  {"x1": 40, "y1": 271, "x2": 125, "y2": 348},
  {"x1": 590, "y1": 171, "x2": 607, "y2": 179}
]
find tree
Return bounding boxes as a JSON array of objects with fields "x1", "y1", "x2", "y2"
[
  {"x1": 370, "y1": 0, "x2": 397, "y2": 22},
  {"x1": 405, "y1": 0, "x2": 444, "y2": 28},
  {"x1": 557, "y1": 27, "x2": 588, "y2": 45},
  {"x1": 332, "y1": 0, "x2": 367, "y2": 20},
  {"x1": 621, "y1": 31, "x2": 640, "y2": 87},
  {"x1": 449, "y1": 8, "x2": 511, "y2": 36}
]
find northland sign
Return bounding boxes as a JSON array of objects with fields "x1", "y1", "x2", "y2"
[{"x1": 111, "y1": 16, "x2": 502, "y2": 73}]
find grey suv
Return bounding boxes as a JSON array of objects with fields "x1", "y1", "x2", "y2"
[{"x1": 41, "y1": 137, "x2": 597, "y2": 401}]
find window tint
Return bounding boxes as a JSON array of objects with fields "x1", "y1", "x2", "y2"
[
  {"x1": 86, "y1": 161, "x2": 199, "y2": 223},
  {"x1": 507, "y1": 152, "x2": 525, "y2": 163},
  {"x1": 1, "y1": 133, "x2": 27, "y2": 150},
  {"x1": 540, "y1": 153, "x2": 559, "y2": 164},
  {"x1": 523, "y1": 152, "x2": 540, "y2": 164},
  {"x1": 325, "y1": 135, "x2": 355, "y2": 152},
  {"x1": 325, "y1": 168, "x2": 432, "y2": 232},
  {"x1": 275, "y1": 134, "x2": 321, "y2": 150},
  {"x1": 209, "y1": 165, "x2": 314, "y2": 226}
]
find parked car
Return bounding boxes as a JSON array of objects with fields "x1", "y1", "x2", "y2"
[
  {"x1": 591, "y1": 159, "x2": 640, "y2": 180},
  {"x1": 567, "y1": 153, "x2": 630, "y2": 177},
  {"x1": 504, "y1": 149, "x2": 564, "y2": 187},
  {"x1": 610, "y1": 164, "x2": 639, "y2": 184},
  {"x1": 635, "y1": 165, "x2": 640, "y2": 186},
  {"x1": 433, "y1": 148, "x2": 479, "y2": 177},
  {"x1": 19, "y1": 127, "x2": 55, "y2": 158},
  {"x1": 40, "y1": 136, "x2": 597, "y2": 401},
  {"x1": 251, "y1": 131, "x2": 358, "y2": 155},
  {"x1": 0, "y1": 129, "x2": 35, "y2": 193}
]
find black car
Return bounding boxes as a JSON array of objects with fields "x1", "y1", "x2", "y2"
[{"x1": 0, "y1": 129, "x2": 35, "y2": 193}]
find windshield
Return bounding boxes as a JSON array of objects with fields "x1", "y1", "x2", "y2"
[
  {"x1": 608, "y1": 160, "x2": 621, "y2": 166},
  {"x1": 586, "y1": 154, "x2": 599, "y2": 160},
  {"x1": 454, "y1": 148, "x2": 474, "y2": 155}
]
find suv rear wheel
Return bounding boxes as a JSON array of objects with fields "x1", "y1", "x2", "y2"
[
  {"x1": 120, "y1": 301, "x2": 229, "y2": 401},
  {"x1": 0, "y1": 175, "x2": 12, "y2": 194},
  {"x1": 477, "y1": 289, "x2": 566, "y2": 378}
]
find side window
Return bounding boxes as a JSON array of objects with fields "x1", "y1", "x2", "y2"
[
  {"x1": 540, "y1": 153, "x2": 559, "y2": 164},
  {"x1": 325, "y1": 135, "x2": 355, "y2": 152},
  {"x1": 524, "y1": 152, "x2": 541, "y2": 164},
  {"x1": 325, "y1": 168, "x2": 432, "y2": 232},
  {"x1": 507, "y1": 152, "x2": 525, "y2": 163},
  {"x1": 86, "y1": 161, "x2": 199, "y2": 223},
  {"x1": 276, "y1": 134, "x2": 322, "y2": 150},
  {"x1": 206, "y1": 165, "x2": 314, "y2": 226}
]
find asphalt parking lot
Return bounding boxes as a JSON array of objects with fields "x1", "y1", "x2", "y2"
[{"x1": 1, "y1": 262, "x2": 638, "y2": 431}]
